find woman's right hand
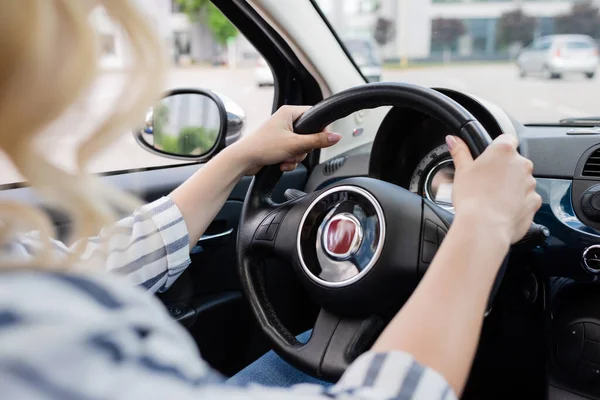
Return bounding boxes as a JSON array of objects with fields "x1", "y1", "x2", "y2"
[{"x1": 447, "y1": 134, "x2": 542, "y2": 245}]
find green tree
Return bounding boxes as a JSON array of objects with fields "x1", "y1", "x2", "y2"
[
  {"x1": 177, "y1": 126, "x2": 218, "y2": 155},
  {"x1": 176, "y1": 0, "x2": 238, "y2": 45},
  {"x1": 555, "y1": 1, "x2": 600, "y2": 39},
  {"x1": 496, "y1": 9, "x2": 536, "y2": 48}
]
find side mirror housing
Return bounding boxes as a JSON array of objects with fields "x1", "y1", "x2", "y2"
[{"x1": 134, "y1": 88, "x2": 245, "y2": 161}]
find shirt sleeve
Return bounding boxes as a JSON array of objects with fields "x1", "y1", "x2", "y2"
[
  {"x1": 14, "y1": 196, "x2": 191, "y2": 293},
  {"x1": 0, "y1": 271, "x2": 456, "y2": 400}
]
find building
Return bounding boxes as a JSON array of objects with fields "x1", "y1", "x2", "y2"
[
  {"x1": 322, "y1": 0, "x2": 600, "y2": 62},
  {"x1": 95, "y1": 0, "x2": 257, "y2": 69},
  {"x1": 93, "y1": 0, "x2": 172, "y2": 69},
  {"x1": 169, "y1": 0, "x2": 257, "y2": 67}
]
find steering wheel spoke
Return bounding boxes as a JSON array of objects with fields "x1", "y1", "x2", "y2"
[
  {"x1": 294, "y1": 309, "x2": 385, "y2": 381},
  {"x1": 250, "y1": 207, "x2": 290, "y2": 253}
]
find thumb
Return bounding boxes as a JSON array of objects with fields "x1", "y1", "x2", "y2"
[
  {"x1": 293, "y1": 131, "x2": 342, "y2": 153},
  {"x1": 446, "y1": 135, "x2": 473, "y2": 171}
]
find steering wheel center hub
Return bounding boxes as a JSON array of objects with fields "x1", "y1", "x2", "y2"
[
  {"x1": 322, "y1": 213, "x2": 363, "y2": 260},
  {"x1": 297, "y1": 185, "x2": 385, "y2": 287}
]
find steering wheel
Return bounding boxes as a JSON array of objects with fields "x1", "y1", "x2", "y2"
[{"x1": 237, "y1": 83, "x2": 498, "y2": 382}]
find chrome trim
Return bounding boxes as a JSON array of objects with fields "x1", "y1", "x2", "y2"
[
  {"x1": 321, "y1": 213, "x2": 363, "y2": 260},
  {"x1": 296, "y1": 186, "x2": 386, "y2": 288},
  {"x1": 424, "y1": 159, "x2": 455, "y2": 212},
  {"x1": 198, "y1": 228, "x2": 234, "y2": 243},
  {"x1": 582, "y1": 245, "x2": 600, "y2": 274}
]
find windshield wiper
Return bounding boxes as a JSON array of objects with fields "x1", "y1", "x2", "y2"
[{"x1": 560, "y1": 117, "x2": 600, "y2": 126}]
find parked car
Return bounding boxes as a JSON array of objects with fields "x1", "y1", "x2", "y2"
[
  {"x1": 254, "y1": 36, "x2": 382, "y2": 86},
  {"x1": 255, "y1": 56, "x2": 274, "y2": 87},
  {"x1": 342, "y1": 36, "x2": 382, "y2": 83},
  {"x1": 517, "y1": 34, "x2": 599, "y2": 80}
]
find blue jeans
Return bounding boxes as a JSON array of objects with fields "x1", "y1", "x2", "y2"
[{"x1": 227, "y1": 330, "x2": 333, "y2": 388}]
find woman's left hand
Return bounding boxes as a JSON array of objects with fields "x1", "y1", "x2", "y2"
[{"x1": 231, "y1": 105, "x2": 342, "y2": 175}]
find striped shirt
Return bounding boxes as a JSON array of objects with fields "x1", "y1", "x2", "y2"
[{"x1": 0, "y1": 197, "x2": 456, "y2": 400}]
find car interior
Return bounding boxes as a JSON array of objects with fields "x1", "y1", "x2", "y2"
[{"x1": 3, "y1": 1, "x2": 600, "y2": 399}]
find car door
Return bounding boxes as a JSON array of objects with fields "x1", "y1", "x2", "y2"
[
  {"x1": 535, "y1": 39, "x2": 553, "y2": 72},
  {"x1": 519, "y1": 41, "x2": 537, "y2": 73}
]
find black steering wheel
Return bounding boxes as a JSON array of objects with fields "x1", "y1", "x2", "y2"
[{"x1": 237, "y1": 83, "x2": 499, "y2": 382}]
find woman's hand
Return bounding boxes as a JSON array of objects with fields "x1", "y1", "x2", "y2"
[
  {"x1": 448, "y1": 134, "x2": 542, "y2": 245},
  {"x1": 231, "y1": 105, "x2": 342, "y2": 175}
]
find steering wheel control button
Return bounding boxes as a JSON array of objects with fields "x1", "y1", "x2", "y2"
[
  {"x1": 273, "y1": 210, "x2": 288, "y2": 224},
  {"x1": 422, "y1": 242, "x2": 436, "y2": 264},
  {"x1": 261, "y1": 213, "x2": 277, "y2": 226},
  {"x1": 585, "y1": 323, "x2": 600, "y2": 343},
  {"x1": 323, "y1": 213, "x2": 362, "y2": 260},
  {"x1": 437, "y1": 227, "x2": 447, "y2": 244},
  {"x1": 420, "y1": 218, "x2": 448, "y2": 266},
  {"x1": 424, "y1": 220, "x2": 437, "y2": 243},
  {"x1": 255, "y1": 225, "x2": 271, "y2": 241},
  {"x1": 582, "y1": 245, "x2": 600, "y2": 274},
  {"x1": 254, "y1": 210, "x2": 288, "y2": 246},
  {"x1": 265, "y1": 224, "x2": 279, "y2": 241},
  {"x1": 582, "y1": 341, "x2": 600, "y2": 364},
  {"x1": 297, "y1": 185, "x2": 385, "y2": 287}
]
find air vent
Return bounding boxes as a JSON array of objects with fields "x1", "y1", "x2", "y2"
[
  {"x1": 323, "y1": 156, "x2": 347, "y2": 176},
  {"x1": 583, "y1": 149, "x2": 600, "y2": 177}
]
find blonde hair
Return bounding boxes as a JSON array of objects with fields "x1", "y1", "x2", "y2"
[{"x1": 0, "y1": 0, "x2": 166, "y2": 267}]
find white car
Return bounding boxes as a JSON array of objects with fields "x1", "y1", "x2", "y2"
[
  {"x1": 255, "y1": 56, "x2": 274, "y2": 87},
  {"x1": 517, "y1": 34, "x2": 600, "y2": 80},
  {"x1": 343, "y1": 37, "x2": 382, "y2": 83}
]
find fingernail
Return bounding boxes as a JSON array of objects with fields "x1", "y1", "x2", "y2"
[
  {"x1": 327, "y1": 133, "x2": 342, "y2": 144},
  {"x1": 445, "y1": 135, "x2": 457, "y2": 151},
  {"x1": 281, "y1": 164, "x2": 290, "y2": 172}
]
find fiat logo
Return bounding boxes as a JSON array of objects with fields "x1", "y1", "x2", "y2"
[{"x1": 322, "y1": 213, "x2": 363, "y2": 260}]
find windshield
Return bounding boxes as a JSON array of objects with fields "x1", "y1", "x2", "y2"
[{"x1": 314, "y1": 0, "x2": 600, "y2": 124}]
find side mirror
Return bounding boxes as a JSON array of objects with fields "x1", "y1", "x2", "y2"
[
  {"x1": 134, "y1": 88, "x2": 245, "y2": 161},
  {"x1": 216, "y1": 92, "x2": 246, "y2": 146}
]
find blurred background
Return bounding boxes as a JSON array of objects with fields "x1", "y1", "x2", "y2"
[{"x1": 2, "y1": 0, "x2": 599, "y2": 185}]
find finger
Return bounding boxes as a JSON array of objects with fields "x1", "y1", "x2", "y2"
[
  {"x1": 283, "y1": 154, "x2": 307, "y2": 164},
  {"x1": 527, "y1": 176, "x2": 537, "y2": 191},
  {"x1": 277, "y1": 105, "x2": 312, "y2": 121},
  {"x1": 280, "y1": 162, "x2": 298, "y2": 172},
  {"x1": 491, "y1": 134, "x2": 518, "y2": 152},
  {"x1": 293, "y1": 131, "x2": 342, "y2": 153},
  {"x1": 295, "y1": 154, "x2": 307, "y2": 163},
  {"x1": 523, "y1": 158, "x2": 534, "y2": 174},
  {"x1": 526, "y1": 192, "x2": 543, "y2": 215},
  {"x1": 446, "y1": 135, "x2": 473, "y2": 171}
]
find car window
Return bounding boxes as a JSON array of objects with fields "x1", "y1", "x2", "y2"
[
  {"x1": 565, "y1": 41, "x2": 595, "y2": 49},
  {"x1": 314, "y1": 0, "x2": 600, "y2": 126},
  {"x1": 0, "y1": 0, "x2": 274, "y2": 186},
  {"x1": 538, "y1": 41, "x2": 552, "y2": 50}
]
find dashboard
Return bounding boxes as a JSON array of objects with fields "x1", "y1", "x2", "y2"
[{"x1": 303, "y1": 88, "x2": 600, "y2": 399}]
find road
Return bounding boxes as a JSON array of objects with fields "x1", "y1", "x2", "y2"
[
  {"x1": 385, "y1": 63, "x2": 600, "y2": 123},
  {"x1": 1, "y1": 63, "x2": 599, "y2": 185}
]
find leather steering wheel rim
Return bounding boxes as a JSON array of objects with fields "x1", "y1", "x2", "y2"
[{"x1": 237, "y1": 82, "x2": 494, "y2": 381}]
